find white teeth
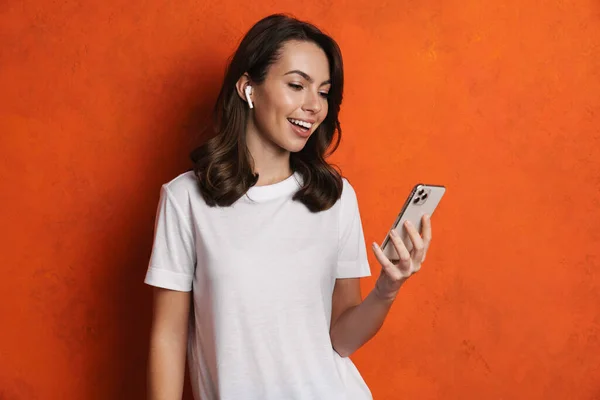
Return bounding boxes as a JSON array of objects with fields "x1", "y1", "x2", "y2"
[{"x1": 289, "y1": 118, "x2": 312, "y2": 129}]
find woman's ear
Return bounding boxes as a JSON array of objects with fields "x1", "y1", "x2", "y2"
[{"x1": 235, "y1": 74, "x2": 253, "y2": 106}]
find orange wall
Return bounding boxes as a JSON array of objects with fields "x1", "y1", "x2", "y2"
[{"x1": 1, "y1": 1, "x2": 599, "y2": 399}]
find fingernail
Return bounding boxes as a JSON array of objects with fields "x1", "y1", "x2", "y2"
[{"x1": 390, "y1": 229, "x2": 398, "y2": 237}]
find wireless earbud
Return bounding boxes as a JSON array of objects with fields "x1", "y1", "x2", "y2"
[{"x1": 245, "y1": 85, "x2": 254, "y2": 109}]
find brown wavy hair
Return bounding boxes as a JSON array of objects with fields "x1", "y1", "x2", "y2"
[{"x1": 190, "y1": 14, "x2": 345, "y2": 212}]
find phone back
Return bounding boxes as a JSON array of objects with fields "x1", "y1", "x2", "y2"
[{"x1": 381, "y1": 184, "x2": 446, "y2": 261}]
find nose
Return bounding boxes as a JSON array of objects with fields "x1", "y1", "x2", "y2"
[{"x1": 302, "y1": 90, "x2": 322, "y2": 114}]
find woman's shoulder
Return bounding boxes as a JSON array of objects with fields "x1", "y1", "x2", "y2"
[
  {"x1": 340, "y1": 176, "x2": 358, "y2": 203},
  {"x1": 161, "y1": 169, "x2": 201, "y2": 202}
]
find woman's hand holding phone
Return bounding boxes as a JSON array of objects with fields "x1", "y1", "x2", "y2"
[{"x1": 371, "y1": 213, "x2": 432, "y2": 301}]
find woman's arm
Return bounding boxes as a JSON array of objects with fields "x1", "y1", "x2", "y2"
[
  {"x1": 329, "y1": 276, "x2": 401, "y2": 358},
  {"x1": 147, "y1": 287, "x2": 191, "y2": 400},
  {"x1": 330, "y1": 215, "x2": 432, "y2": 357}
]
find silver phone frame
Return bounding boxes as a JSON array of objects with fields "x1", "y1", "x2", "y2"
[{"x1": 380, "y1": 183, "x2": 446, "y2": 254}]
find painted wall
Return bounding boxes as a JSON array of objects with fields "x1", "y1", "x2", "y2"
[{"x1": 1, "y1": 1, "x2": 599, "y2": 398}]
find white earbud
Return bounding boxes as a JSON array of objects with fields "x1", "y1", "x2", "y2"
[{"x1": 245, "y1": 85, "x2": 254, "y2": 109}]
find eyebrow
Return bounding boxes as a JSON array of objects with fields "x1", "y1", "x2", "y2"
[{"x1": 284, "y1": 70, "x2": 331, "y2": 86}]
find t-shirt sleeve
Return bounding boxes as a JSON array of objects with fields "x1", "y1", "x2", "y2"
[
  {"x1": 144, "y1": 184, "x2": 196, "y2": 291},
  {"x1": 336, "y1": 179, "x2": 372, "y2": 279}
]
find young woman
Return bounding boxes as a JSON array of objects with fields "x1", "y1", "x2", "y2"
[{"x1": 145, "y1": 13, "x2": 432, "y2": 400}]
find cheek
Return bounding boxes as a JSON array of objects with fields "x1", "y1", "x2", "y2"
[
  {"x1": 317, "y1": 102, "x2": 329, "y2": 125},
  {"x1": 258, "y1": 91, "x2": 297, "y2": 124},
  {"x1": 275, "y1": 91, "x2": 300, "y2": 115},
  {"x1": 252, "y1": 100, "x2": 287, "y2": 135}
]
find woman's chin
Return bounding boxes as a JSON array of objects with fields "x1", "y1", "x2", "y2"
[{"x1": 285, "y1": 136, "x2": 311, "y2": 153}]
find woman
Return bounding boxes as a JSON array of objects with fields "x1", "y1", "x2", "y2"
[{"x1": 145, "y1": 13, "x2": 432, "y2": 400}]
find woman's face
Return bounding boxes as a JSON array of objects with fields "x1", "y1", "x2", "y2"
[{"x1": 248, "y1": 40, "x2": 331, "y2": 153}]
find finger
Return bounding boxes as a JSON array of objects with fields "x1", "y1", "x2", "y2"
[
  {"x1": 420, "y1": 215, "x2": 432, "y2": 264},
  {"x1": 372, "y1": 242, "x2": 404, "y2": 281},
  {"x1": 404, "y1": 221, "x2": 426, "y2": 262},
  {"x1": 389, "y1": 230, "x2": 412, "y2": 273},
  {"x1": 421, "y1": 214, "x2": 432, "y2": 246}
]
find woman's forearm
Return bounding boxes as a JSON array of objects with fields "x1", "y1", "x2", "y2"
[{"x1": 330, "y1": 277, "x2": 404, "y2": 358}]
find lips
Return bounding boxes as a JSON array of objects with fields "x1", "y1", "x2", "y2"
[{"x1": 288, "y1": 119, "x2": 311, "y2": 138}]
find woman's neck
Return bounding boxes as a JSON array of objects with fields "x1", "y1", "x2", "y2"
[{"x1": 245, "y1": 125, "x2": 293, "y2": 187}]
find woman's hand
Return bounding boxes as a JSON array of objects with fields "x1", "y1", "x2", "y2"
[{"x1": 371, "y1": 214, "x2": 432, "y2": 301}]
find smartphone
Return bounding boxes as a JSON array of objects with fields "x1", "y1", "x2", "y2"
[{"x1": 380, "y1": 183, "x2": 446, "y2": 261}]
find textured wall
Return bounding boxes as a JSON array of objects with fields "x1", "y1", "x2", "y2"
[{"x1": 1, "y1": 1, "x2": 599, "y2": 399}]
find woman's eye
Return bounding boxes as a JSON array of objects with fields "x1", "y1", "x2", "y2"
[{"x1": 288, "y1": 83, "x2": 328, "y2": 99}]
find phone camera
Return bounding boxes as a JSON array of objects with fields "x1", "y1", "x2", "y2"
[
  {"x1": 418, "y1": 189, "x2": 425, "y2": 195},
  {"x1": 422, "y1": 193, "x2": 428, "y2": 199}
]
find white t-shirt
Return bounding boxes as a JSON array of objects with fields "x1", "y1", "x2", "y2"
[{"x1": 144, "y1": 170, "x2": 373, "y2": 400}]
